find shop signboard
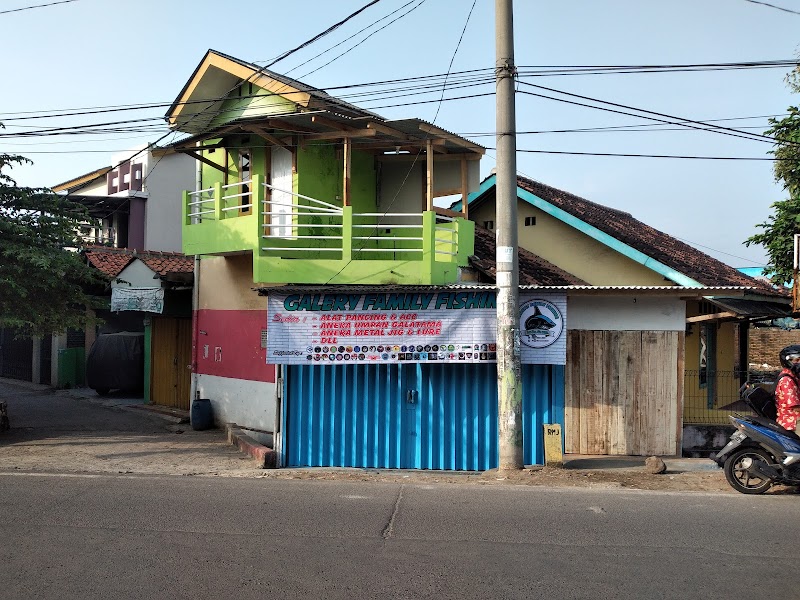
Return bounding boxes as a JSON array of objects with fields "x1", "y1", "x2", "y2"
[{"x1": 267, "y1": 290, "x2": 566, "y2": 365}]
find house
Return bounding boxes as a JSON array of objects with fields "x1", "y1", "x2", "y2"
[
  {"x1": 455, "y1": 173, "x2": 791, "y2": 455},
  {"x1": 164, "y1": 49, "x2": 757, "y2": 467},
  {"x1": 168, "y1": 50, "x2": 628, "y2": 468},
  {"x1": 2, "y1": 145, "x2": 196, "y2": 403},
  {"x1": 52, "y1": 146, "x2": 196, "y2": 253},
  {"x1": 83, "y1": 247, "x2": 194, "y2": 408}
]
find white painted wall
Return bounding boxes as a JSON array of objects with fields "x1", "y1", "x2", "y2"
[
  {"x1": 195, "y1": 373, "x2": 276, "y2": 432},
  {"x1": 76, "y1": 178, "x2": 109, "y2": 196},
  {"x1": 567, "y1": 296, "x2": 685, "y2": 331},
  {"x1": 143, "y1": 152, "x2": 196, "y2": 252},
  {"x1": 111, "y1": 260, "x2": 160, "y2": 289}
]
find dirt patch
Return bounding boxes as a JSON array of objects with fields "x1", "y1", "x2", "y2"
[{"x1": 248, "y1": 464, "x2": 741, "y2": 493}]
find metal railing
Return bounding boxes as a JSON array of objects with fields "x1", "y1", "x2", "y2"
[
  {"x1": 260, "y1": 182, "x2": 343, "y2": 252},
  {"x1": 434, "y1": 213, "x2": 458, "y2": 258},
  {"x1": 683, "y1": 369, "x2": 774, "y2": 425},
  {"x1": 186, "y1": 186, "x2": 216, "y2": 223},
  {"x1": 184, "y1": 178, "x2": 465, "y2": 262}
]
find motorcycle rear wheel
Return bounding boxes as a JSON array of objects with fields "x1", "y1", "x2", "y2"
[{"x1": 724, "y1": 448, "x2": 774, "y2": 494}]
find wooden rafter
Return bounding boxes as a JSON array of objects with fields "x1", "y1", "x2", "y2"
[
  {"x1": 685, "y1": 311, "x2": 739, "y2": 324},
  {"x1": 177, "y1": 149, "x2": 227, "y2": 173},
  {"x1": 311, "y1": 115, "x2": 358, "y2": 131},
  {"x1": 366, "y1": 121, "x2": 409, "y2": 139},
  {"x1": 242, "y1": 125, "x2": 291, "y2": 148},
  {"x1": 460, "y1": 155, "x2": 468, "y2": 216},
  {"x1": 426, "y1": 140, "x2": 434, "y2": 211},
  {"x1": 375, "y1": 152, "x2": 480, "y2": 163},
  {"x1": 343, "y1": 137, "x2": 351, "y2": 207},
  {"x1": 302, "y1": 128, "x2": 377, "y2": 141},
  {"x1": 266, "y1": 118, "x2": 316, "y2": 134}
]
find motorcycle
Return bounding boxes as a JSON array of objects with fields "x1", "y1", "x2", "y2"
[{"x1": 713, "y1": 383, "x2": 800, "y2": 494}]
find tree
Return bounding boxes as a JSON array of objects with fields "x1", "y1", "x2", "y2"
[
  {"x1": 745, "y1": 72, "x2": 800, "y2": 285},
  {"x1": 0, "y1": 150, "x2": 105, "y2": 337}
]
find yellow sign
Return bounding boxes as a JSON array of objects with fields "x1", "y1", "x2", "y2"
[{"x1": 543, "y1": 424, "x2": 563, "y2": 467}]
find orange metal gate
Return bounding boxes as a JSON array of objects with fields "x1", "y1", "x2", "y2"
[{"x1": 150, "y1": 317, "x2": 192, "y2": 410}]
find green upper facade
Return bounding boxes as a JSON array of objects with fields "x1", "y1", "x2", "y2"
[{"x1": 168, "y1": 50, "x2": 484, "y2": 285}]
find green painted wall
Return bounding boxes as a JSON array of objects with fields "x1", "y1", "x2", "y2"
[
  {"x1": 209, "y1": 85, "x2": 295, "y2": 130},
  {"x1": 296, "y1": 144, "x2": 377, "y2": 211}
]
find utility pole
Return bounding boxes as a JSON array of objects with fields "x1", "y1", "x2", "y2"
[{"x1": 495, "y1": 0, "x2": 522, "y2": 470}]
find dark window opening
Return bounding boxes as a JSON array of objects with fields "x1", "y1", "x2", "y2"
[
  {"x1": 483, "y1": 220, "x2": 494, "y2": 230},
  {"x1": 524, "y1": 216, "x2": 536, "y2": 226},
  {"x1": 239, "y1": 150, "x2": 252, "y2": 214}
]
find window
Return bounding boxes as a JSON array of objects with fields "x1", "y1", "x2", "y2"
[
  {"x1": 483, "y1": 220, "x2": 494, "y2": 230},
  {"x1": 699, "y1": 323, "x2": 717, "y2": 408},
  {"x1": 524, "y1": 216, "x2": 536, "y2": 226},
  {"x1": 239, "y1": 149, "x2": 252, "y2": 214}
]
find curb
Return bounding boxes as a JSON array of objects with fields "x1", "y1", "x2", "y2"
[{"x1": 226, "y1": 424, "x2": 276, "y2": 469}]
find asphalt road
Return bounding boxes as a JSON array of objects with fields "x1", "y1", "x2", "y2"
[{"x1": 1, "y1": 473, "x2": 797, "y2": 600}]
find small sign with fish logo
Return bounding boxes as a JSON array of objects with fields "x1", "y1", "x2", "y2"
[{"x1": 519, "y1": 299, "x2": 564, "y2": 349}]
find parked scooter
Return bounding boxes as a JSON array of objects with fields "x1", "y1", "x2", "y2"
[{"x1": 713, "y1": 384, "x2": 800, "y2": 494}]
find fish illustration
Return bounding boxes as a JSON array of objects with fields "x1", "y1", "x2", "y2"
[{"x1": 524, "y1": 306, "x2": 556, "y2": 334}]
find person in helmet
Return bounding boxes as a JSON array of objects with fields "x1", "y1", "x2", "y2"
[{"x1": 775, "y1": 344, "x2": 800, "y2": 431}]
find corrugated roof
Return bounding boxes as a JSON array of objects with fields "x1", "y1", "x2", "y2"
[
  {"x1": 256, "y1": 284, "x2": 758, "y2": 296},
  {"x1": 709, "y1": 297, "x2": 791, "y2": 318}
]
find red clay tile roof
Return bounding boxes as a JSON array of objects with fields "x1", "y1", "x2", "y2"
[
  {"x1": 137, "y1": 252, "x2": 194, "y2": 276},
  {"x1": 472, "y1": 225, "x2": 586, "y2": 286},
  {"x1": 82, "y1": 246, "x2": 193, "y2": 279},
  {"x1": 83, "y1": 247, "x2": 133, "y2": 278},
  {"x1": 505, "y1": 175, "x2": 783, "y2": 295}
]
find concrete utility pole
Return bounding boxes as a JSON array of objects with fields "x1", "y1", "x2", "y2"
[{"x1": 495, "y1": 0, "x2": 523, "y2": 470}]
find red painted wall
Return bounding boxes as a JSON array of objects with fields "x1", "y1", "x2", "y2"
[{"x1": 194, "y1": 309, "x2": 275, "y2": 383}]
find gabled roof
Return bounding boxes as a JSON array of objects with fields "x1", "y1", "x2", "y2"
[
  {"x1": 52, "y1": 166, "x2": 111, "y2": 193},
  {"x1": 167, "y1": 49, "x2": 381, "y2": 134},
  {"x1": 463, "y1": 174, "x2": 782, "y2": 295},
  {"x1": 471, "y1": 225, "x2": 586, "y2": 286},
  {"x1": 83, "y1": 246, "x2": 193, "y2": 279}
]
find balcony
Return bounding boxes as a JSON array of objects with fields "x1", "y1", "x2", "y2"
[{"x1": 181, "y1": 174, "x2": 474, "y2": 285}]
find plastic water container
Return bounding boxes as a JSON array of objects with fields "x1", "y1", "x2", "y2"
[{"x1": 191, "y1": 398, "x2": 214, "y2": 431}]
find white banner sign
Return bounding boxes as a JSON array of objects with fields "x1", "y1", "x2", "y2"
[
  {"x1": 111, "y1": 287, "x2": 164, "y2": 313},
  {"x1": 267, "y1": 291, "x2": 566, "y2": 365}
]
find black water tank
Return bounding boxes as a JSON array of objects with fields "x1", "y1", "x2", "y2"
[{"x1": 191, "y1": 398, "x2": 213, "y2": 431}]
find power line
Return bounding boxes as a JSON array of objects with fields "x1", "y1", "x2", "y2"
[
  {"x1": 142, "y1": 0, "x2": 393, "y2": 186},
  {"x1": 262, "y1": 0, "x2": 383, "y2": 68},
  {"x1": 296, "y1": 0, "x2": 429, "y2": 79},
  {"x1": 0, "y1": 59, "x2": 795, "y2": 123},
  {"x1": 517, "y1": 85, "x2": 791, "y2": 147},
  {"x1": 322, "y1": 0, "x2": 469, "y2": 285},
  {"x1": 0, "y1": 0, "x2": 77, "y2": 16},
  {"x1": 743, "y1": 0, "x2": 800, "y2": 16},
  {"x1": 276, "y1": 0, "x2": 421, "y2": 76},
  {"x1": 513, "y1": 148, "x2": 779, "y2": 160}
]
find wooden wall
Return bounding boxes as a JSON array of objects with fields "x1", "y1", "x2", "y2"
[{"x1": 564, "y1": 330, "x2": 683, "y2": 456}]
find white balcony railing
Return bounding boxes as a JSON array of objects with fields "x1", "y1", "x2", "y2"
[{"x1": 184, "y1": 177, "x2": 465, "y2": 261}]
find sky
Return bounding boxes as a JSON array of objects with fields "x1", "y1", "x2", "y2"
[{"x1": 1, "y1": 0, "x2": 799, "y2": 269}]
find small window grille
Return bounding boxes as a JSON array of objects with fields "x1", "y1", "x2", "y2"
[
  {"x1": 524, "y1": 216, "x2": 536, "y2": 226},
  {"x1": 483, "y1": 220, "x2": 494, "y2": 230}
]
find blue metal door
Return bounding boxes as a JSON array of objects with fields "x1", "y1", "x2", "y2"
[{"x1": 284, "y1": 363, "x2": 564, "y2": 470}]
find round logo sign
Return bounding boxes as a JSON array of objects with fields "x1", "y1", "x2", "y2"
[{"x1": 519, "y1": 299, "x2": 564, "y2": 349}]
